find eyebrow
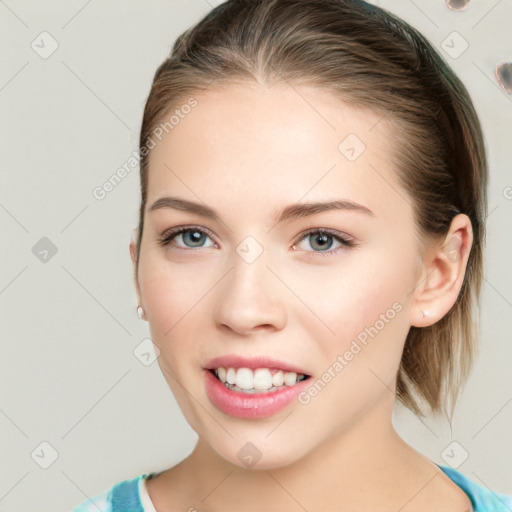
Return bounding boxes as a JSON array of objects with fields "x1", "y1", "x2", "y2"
[{"x1": 148, "y1": 196, "x2": 375, "y2": 223}]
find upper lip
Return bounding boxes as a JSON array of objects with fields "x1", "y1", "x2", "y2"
[{"x1": 204, "y1": 355, "x2": 310, "y2": 375}]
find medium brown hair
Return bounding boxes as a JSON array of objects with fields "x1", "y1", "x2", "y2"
[{"x1": 135, "y1": 0, "x2": 488, "y2": 419}]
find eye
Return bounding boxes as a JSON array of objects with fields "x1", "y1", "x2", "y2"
[
  {"x1": 292, "y1": 228, "x2": 355, "y2": 256},
  {"x1": 157, "y1": 225, "x2": 355, "y2": 256},
  {"x1": 157, "y1": 226, "x2": 216, "y2": 249}
]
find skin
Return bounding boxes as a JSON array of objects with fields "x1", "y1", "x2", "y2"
[{"x1": 129, "y1": 83, "x2": 474, "y2": 511}]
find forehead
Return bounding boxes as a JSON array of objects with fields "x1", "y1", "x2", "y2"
[{"x1": 146, "y1": 83, "x2": 410, "y2": 222}]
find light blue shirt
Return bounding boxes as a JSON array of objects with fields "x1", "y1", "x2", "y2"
[{"x1": 71, "y1": 464, "x2": 512, "y2": 511}]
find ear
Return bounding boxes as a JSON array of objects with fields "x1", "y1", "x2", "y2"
[
  {"x1": 409, "y1": 214, "x2": 473, "y2": 328},
  {"x1": 129, "y1": 231, "x2": 142, "y2": 304}
]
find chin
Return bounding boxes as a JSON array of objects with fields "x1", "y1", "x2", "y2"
[{"x1": 209, "y1": 436, "x2": 313, "y2": 471}]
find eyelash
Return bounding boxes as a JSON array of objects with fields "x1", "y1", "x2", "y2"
[{"x1": 157, "y1": 225, "x2": 356, "y2": 256}]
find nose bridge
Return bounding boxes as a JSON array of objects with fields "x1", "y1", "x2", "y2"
[
  {"x1": 232, "y1": 245, "x2": 267, "y2": 290},
  {"x1": 228, "y1": 234, "x2": 270, "y2": 293},
  {"x1": 213, "y1": 237, "x2": 286, "y2": 333}
]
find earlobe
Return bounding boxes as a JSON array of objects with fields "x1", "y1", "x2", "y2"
[{"x1": 409, "y1": 214, "x2": 473, "y2": 328}]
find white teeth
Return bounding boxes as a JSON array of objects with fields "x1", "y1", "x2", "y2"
[
  {"x1": 236, "y1": 368, "x2": 254, "y2": 390},
  {"x1": 272, "y1": 370, "x2": 284, "y2": 387},
  {"x1": 253, "y1": 368, "x2": 273, "y2": 390},
  {"x1": 217, "y1": 367, "x2": 226, "y2": 383},
  {"x1": 284, "y1": 371, "x2": 298, "y2": 386},
  {"x1": 226, "y1": 367, "x2": 236, "y2": 385},
  {"x1": 214, "y1": 366, "x2": 306, "y2": 392}
]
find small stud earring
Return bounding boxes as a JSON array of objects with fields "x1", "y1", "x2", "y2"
[
  {"x1": 422, "y1": 310, "x2": 429, "y2": 318},
  {"x1": 137, "y1": 304, "x2": 145, "y2": 320}
]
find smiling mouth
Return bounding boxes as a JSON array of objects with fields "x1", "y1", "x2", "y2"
[{"x1": 208, "y1": 368, "x2": 311, "y2": 394}]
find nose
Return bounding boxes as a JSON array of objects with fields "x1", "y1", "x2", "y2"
[{"x1": 213, "y1": 253, "x2": 287, "y2": 336}]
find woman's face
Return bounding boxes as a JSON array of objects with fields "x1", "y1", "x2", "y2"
[{"x1": 132, "y1": 83, "x2": 425, "y2": 469}]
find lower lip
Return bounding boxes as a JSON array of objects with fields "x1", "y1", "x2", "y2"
[{"x1": 203, "y1": 369, "x2": 311, "y2": 419}]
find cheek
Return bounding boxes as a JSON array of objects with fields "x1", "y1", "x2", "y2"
[
  {"x1": 299, "y1": 248, "x2": 412, "y2": 372},
  {"x1": 139, "y1": 253, "x2": 214, "y2": 339},
  {"x1": 294, "y1": 262, "x2": 410, "y2": 434},
  {"x1": 140, "y1": 257, "x2": 210, "y2": 417},
  {"x1": 290, "y1": 252, "x2": 402, "y2": 332}
]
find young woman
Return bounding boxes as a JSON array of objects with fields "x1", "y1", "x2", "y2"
[{"x1": 72, "y1": 0, "x2": 511, "y2": 510}]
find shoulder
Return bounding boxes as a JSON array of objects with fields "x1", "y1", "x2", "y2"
[
  {"x1": 437, "y1": 464, "x2": 512, "y2": 512},
  {"x1": 70, "y1": 472, "x2": 152, "y2": 512}
]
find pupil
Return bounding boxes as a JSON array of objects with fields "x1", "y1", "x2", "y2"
[
  {"x1": 185, "y1": 230, "x2": 205, "y2": 247},
  {"x1": 311, "y1": 233, "x2": 332, "y2": 251}
]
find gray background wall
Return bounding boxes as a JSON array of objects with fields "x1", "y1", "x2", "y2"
[{"x1": 0, "y1": 1, "x2": 510, "y2": 510}]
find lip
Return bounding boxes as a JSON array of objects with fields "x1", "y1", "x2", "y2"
[
  {"x1": 203, "y1": 368, "x2": 311, "y2": 419},
  {"x1": 203, "y1": 354, "x2": 309, "y2": 375}
]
